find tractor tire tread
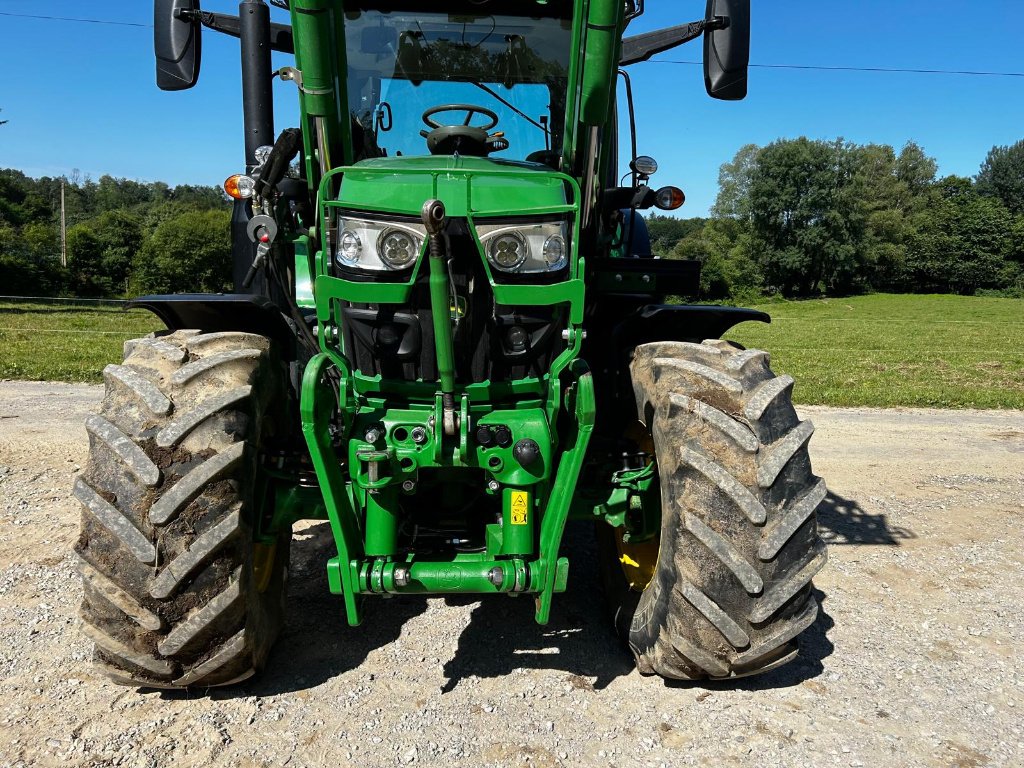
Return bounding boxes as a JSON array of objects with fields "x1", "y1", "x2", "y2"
[
  {"x1": 74, "y1": 330, "x2": 288, "y2": 689},
  {"x1": 614, "y1": 339, "x2": 826, "y2": 680}
]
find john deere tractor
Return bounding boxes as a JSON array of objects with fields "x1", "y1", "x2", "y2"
[{"x1": 73, "y1": 0, "x2": 827, "y2": 688}]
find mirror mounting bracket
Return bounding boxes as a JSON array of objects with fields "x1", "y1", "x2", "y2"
[{"x1": 620, "y1": 17, "x2": 722, "y2": 67}]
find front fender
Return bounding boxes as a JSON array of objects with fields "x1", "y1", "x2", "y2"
[
  {"x1": 612, "y1": 304, "x2": 769, "y2": 351},
  {"x1": 127, "y1": 293, "x2": 296, "y2": 357}
]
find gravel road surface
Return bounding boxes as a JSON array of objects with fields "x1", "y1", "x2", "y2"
[{"x1": 1, "y1": 381, "x2": 1022, "y2": 767}]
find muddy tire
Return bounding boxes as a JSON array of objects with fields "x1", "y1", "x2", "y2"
[
  {"x1": 602, "y1": 340, "x2": 827, "y2": 680},
  {"x1": 73, "y1": 330, "x2": 289, "y2": 688}
]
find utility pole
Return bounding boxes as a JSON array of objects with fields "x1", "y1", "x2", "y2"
[{"x1": 60, "y1": 180, "x2": 67, "y2": 268}]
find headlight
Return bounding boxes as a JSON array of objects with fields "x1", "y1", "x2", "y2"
[
  {"x1": 335, "y1": 216, "x2": 425, "y2": 272},
  {"x1": 476, "y1": 220, "x2": 570, "y2": 273}
]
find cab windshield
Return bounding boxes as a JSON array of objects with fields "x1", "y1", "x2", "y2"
[{"x1": 344, "y1": 5, "x2": 573, "y2": 164}]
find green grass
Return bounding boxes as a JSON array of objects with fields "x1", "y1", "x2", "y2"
[
  {"x1": 2, "y1": 294, "x2": 1023, "y2": 408},
  {"x1": 728, "y1": 294, "x2": 1024, "y2": 409},
  {"x1": 0, "y1": 301, "x2": 160, "y2": 382}
]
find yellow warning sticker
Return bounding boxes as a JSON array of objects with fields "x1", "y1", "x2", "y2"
[{"x1": 510, "y1": 491, "x2": 529, "y2": 526}]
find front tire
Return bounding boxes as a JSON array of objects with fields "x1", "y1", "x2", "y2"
[
  {"x1": 602, "y1": 340, "x2": 827, "y2": 680},
  {"x1": 74, "y1": 330, "x2": 289, "y2": 688}
]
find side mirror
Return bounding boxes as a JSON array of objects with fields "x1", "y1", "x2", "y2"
[
  {"x1": 704, "y1": 0, "x2": 749, "y2": 101},
  {"x1": 155, "y1": 0, "x2": 202, "y2": 91}
]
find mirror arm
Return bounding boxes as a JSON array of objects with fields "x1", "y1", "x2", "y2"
[
  {"x1": 620, "y1": 17, "x2": 728, "y2": 66},
  {"x1": 603, "y1": 186, "x2": 657, "y2": 211},
  {"x1": 178, "y1": 9, "x2": 294, "y2": 54}
]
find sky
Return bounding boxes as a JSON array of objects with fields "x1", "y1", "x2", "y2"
[{"x1": 2, "y1": 1, "x2": 1024, "y2": 216}]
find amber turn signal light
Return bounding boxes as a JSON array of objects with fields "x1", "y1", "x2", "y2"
[
  {"x1": 224, "y1": 174, "x2": 256, "y2": 200},
  {"x1": 654, "y1": 186, "x2": 685, "y2": 211}
]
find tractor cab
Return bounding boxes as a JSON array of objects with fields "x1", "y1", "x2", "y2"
[{"x1": 343, "y1": 5, "x2": 573, "y2": 166}]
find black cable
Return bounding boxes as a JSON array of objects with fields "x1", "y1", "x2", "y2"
[
  {"x1": 0, "y1": 11, "x2": 148, "y2": 27},
  {"x1": 5, "y1": 11, "x2": 1023, "y2": 78},
  {"x1": 656, "y1": 59, "x2": 1024, "y2": 78}
]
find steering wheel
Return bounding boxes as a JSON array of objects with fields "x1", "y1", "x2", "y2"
[
  {"x1": 422, "y1": 104, "x2": 499, "y2": 131},
  {"x1": 420, "y1": 104, "x2": 505, "y2": 157}
]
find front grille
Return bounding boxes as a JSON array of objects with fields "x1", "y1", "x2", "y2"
[{"x1": 340, "y1": 225, "x2": 567, "y2": 386}]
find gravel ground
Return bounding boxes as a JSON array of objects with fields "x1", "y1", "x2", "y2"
[{"x1": 1, "y1": 381, "x2": 1022, "y2": 768}]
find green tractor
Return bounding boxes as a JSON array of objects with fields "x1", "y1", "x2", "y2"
[{"x1": 74, "y1": 0, "x2": 827, "y2": 688}]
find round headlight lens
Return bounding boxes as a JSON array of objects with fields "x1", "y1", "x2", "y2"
[
  {"x1": 378, "y1": 229, "x2": 419, "y2": 270},
  {"x1": 338, "y1": 229, "x2": 362, "y2": 265},
  {"x1": 488, "y1": 232, "x2": 528, "y2": 272},
  {"x1": 542, "y1": 234, "x2": 567, "y2": 269}
]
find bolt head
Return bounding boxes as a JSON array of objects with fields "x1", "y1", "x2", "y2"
[
  {"x1": 487, "y1": 479, "x2": 500, "y2": 492},
  {"x1": 487, "y1": 567, "x2": 504, "y2": 588},
  {"x1": 411, "y1": 426, "x2": 428, "y2": 444},
  {"x1": 364, "y1": 428, "x2": 381, "y2": 444}
]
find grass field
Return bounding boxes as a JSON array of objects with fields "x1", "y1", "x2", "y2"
[
  {"x1": 0, "y1": 301, "x2": 160, "y2": 382},
  {"x1": 728, "y1": 294, "x2": 1024, "y2": 409},
  {"x1": 1, "y1": 294, "x2": 1022, "y2": 408}
]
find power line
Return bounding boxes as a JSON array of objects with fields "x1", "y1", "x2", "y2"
[
  {"x1": 658, "y1": 60, "x2": 1024, "y2": 78},
  {"x1": 0, "y1": 11, "x2": 149, "y2": 28},
  {"x1": 4, "y1": 11, "x2": 1023, "y2": 79}
]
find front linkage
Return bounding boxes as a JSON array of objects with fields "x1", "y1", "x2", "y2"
[{"x1": 298, "y1": 198, "x2": 595, "y2": 626}]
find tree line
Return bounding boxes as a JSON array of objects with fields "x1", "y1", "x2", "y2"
[
  {"x1": 3, "y1": 138, "x2": 1023, "y2": 302},
  {"x1": 648, "y1": 138, "x2": 1024, "y2": 301},
  {"x1": 0, "y1": 169, "x2": 232, "y2": 298}
]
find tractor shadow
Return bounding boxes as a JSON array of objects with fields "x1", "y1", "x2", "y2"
[
  {"x1": 818, "y1": 490, "x2": 916, "y2": 546},
  {"x1": 439, "y1": 522, "x2": 636, "y2": 693},
  {"x1": 213, "y1": 521, "x2": 429, "y2": 698},
  {"x1": 179, "y1": 491, "x2": 863, "y2": 698}
]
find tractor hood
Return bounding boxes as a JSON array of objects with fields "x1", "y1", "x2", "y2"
[{"x1": 331, "y1": 156, "x2": 573, "y2": 219}]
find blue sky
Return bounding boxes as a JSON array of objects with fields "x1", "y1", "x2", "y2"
[{"x1": 2, "y1": 1, "x2": 1023, "y2": 215}]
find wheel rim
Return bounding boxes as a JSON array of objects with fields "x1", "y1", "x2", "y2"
[
  {"x1": 615, "y1": 423, "x2": 661, "y2": 591},
  {"x1": 252, "y1": 541, "x2": 277, "y2": 593},
  {"x1": 615, "y1": 528, "x2": 660, "y2": 591}
]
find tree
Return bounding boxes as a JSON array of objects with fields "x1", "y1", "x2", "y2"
[
  {"x1": 851, "y1": 141, "x2": 938, "y2": 291},
  {"x1": 747, "y1": 138, "x2": 868, "y2": 296},
  {"x1": 0, "y1": 169, "x2": 49, "y2": 226},
  {"x1": 670, "y1": 218, "x2": 761, "y2": 300},
  {"x1": 131, "y1": 209, "x2": 232, "y2": 294},
  {"x1": 66, "y1": 224, "x2": 110, "y2": 297},
  {"x1": 712, "y1": 143, "x2": 760, "y2": 220},
  {"x1": 907, "y1": 176, "x2": 1018, "y2": 294},
  {"x1": 976, "y1": 139, "x2": 1024, "y2": 214},
  {"x1": 895, "y1": 141, "x2": 939, "y2": 202},
  {"x1": 93, "y1": 211, "x2": 144, "y2": 293},
  {"x1": 644, "y1": 214, "x2": 706, "y2": 257}
]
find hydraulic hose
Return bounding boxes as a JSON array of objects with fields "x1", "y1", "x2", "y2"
[{"x1": 421, "y1": 200, "x2": 458, "y2": 435}]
